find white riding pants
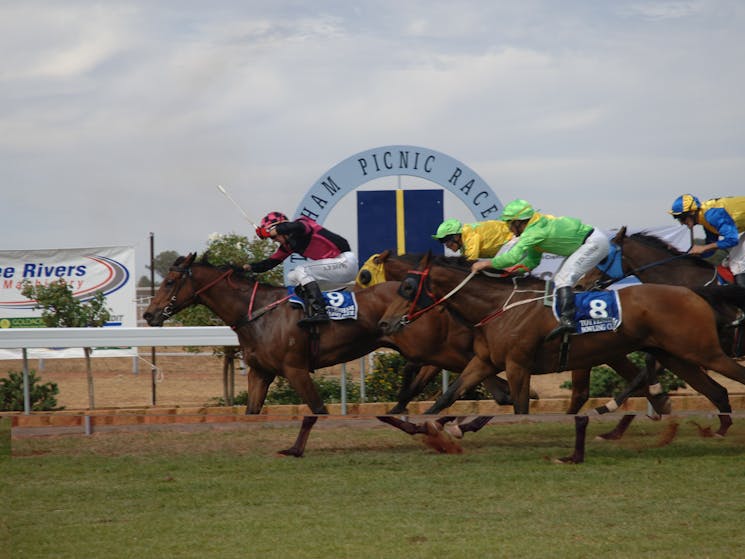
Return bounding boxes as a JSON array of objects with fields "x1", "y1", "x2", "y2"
[
  {"x1": 287, "y1": 251, "x2": 359, "y2": 290},
  {"x1": 727, "y1": 232, "x2": 745, "y2": 275},
  {"x1": 553, "y1": 229, "x2": 610, "y2": 289}
]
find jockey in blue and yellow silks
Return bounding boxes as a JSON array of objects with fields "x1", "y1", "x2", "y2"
[{"x1": 669, "y1": 194, "x2": 745, "y2": 287}]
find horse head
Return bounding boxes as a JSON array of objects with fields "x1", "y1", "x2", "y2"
[{"x1": 143, "y1": 253, "x2": 200, "y2": 326}]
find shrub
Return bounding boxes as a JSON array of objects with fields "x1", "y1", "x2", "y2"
[
  {"x1": 365, "y1": 352, "x2": 490, "y2": 403},
  {"x1": 227, "y1": 376, "x2": 361, "y2": 406},
  {"x1": 0, "y1": 370, "x2": 63, "y2": 411}
]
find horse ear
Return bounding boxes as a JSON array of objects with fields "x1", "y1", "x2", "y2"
[
  {"x1": 422, "y1": 250, "x2": 433, "y2": 269},
  {"x1": 613, "y1": 227, "x2": 627, "y2": 245},
  {"x1": 376, "y1": 249, "x2": 391, "y2": 263},
  {"x1": 185, "y1": 253, "x2": 197, "y2": 265}
]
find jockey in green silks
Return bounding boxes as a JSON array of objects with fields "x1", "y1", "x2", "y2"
[{"x1": 471, "y1": 199, "x2": 610, "y2": 341}]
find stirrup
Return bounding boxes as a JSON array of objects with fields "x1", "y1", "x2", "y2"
[
  {"x1": 545, "y1": 321, "x2": 574, "y2": 341},
  {"x1": 298, "y1": 313, "x2": 330, "y2": 326}
]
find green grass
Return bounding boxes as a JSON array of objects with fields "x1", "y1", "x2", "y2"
[{"x1": 4, "y1": 416, "x2": 745, "y2": 558}]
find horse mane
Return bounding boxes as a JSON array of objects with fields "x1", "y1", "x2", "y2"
[
  {"x1": 628, "y1": 232, "x2": 714, "y2": 269},
  {"x1": 190, "y1": 252, "x2": 281, "y2": 288}
]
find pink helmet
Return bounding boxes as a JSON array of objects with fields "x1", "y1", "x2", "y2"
[{"x1": 256, "y1": 211, "x2": 289, "y2": 239}]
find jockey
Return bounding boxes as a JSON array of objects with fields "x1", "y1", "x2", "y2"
[
  {"x1": 244, "y1": 212, "x2": 358, "y2": 325},
  {"x1": 669, "y1": 194, "x2": 745, "y2": 287},
  {"x1": 432, "y1": 218, "x2": 514, "y2": 259},
  {"x1": 471, "y1": 199, "x2": 610, "y2": 340}
]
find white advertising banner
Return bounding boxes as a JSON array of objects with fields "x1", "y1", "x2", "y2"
[{"x1": 0, "y1": 246, "x2": 137, "y2": 358}]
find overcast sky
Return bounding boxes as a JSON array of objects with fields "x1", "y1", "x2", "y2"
[{"x1": 2, "y1": 0, "x2": 744, "y2": 279}]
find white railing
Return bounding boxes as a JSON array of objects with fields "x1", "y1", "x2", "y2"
[
  {"x1": 0, "y1": 327, "x2": 240, "y2": 414},
  {"x1": 0, "y1": 326, "x2": 239, "y2": 349}
]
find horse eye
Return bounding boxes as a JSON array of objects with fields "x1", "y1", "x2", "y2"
[
  {"x1": 398, "y1": 277, "x2": 417, "y2": 299},
  {"x1": 164, "y1": 279, "x2": 174, "y2": 287}
]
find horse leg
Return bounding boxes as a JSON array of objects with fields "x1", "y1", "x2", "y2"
[
  {"x1": 244, "y1": 368, "x2": 275, "y2": 415},
  {"x1": 423, "y1": 356, "x2": 496, "y2": 414},
  {"x1": 566, "y1": 369, "x2": 590, "y2": 414},
  {"x1": 556, "y1": 415, "x2": 589, "y2": 464},
  {"x1": 653, "y1": 351, "x2": 733, "y2": 437},
  {"x1": 277, "y1": 416, "x2": 318, "y2": 458},
  {"x1": 594, "y1": 355, "x2": 670, "y2": 441},
  {"x1": 445, "y1": 415, "x2": 494, "y2": 438},
  {"x1": 277, "y1": 366, "x2": 329, "y2": 457},
  {"x1": 481, "y1": 375, "x2": 514, "y2": 406},
  {"x1": 389, "y1": 364, "x2": 440, "y2": 414},
  {"x1": 505, "y1": 361, "x2": 533, "y2": 414},
  {"x1": 376, "y1": 416, "x2": 427, "y2": 435}
]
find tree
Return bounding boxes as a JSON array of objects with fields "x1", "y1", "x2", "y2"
[
  {"x1": 147, "y1": 250, "x2": 181, "y2": 281},
  {"x1": 171, "y1": 232, "x2": 284, "y2": 404},
  {"x1": 20, "y1": 279, "x2": 112, "y2": 409}
]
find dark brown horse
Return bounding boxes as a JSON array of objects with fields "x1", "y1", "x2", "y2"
[
  {"x1": 360, "y1": 251, "x2": 670, "y2": 430},
  {"x1": 379, "y1": 254, "x2": 745, "y2": 461},
  {"x1": 143, "y1": 253, "x2": 512, "y2": 455},
  {"x1": 578, "y1": 227, "x2": 745, "y2": 437},
  {"x1": 581, "y1": 227, "x2": 742, "y2": 350}
]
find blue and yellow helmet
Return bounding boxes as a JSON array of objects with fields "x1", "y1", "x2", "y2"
[{"x1": 669, "y1": 194, "x2": 701, "y2": 217}]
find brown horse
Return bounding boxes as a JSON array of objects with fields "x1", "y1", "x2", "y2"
[
  {"x1": 361, "y1": 251, "x2": 670, "y2": 430},
  {"x1": 581, "y1": 227, "x2": 743, "y2": 351},
  {"x1": 379, "y1": 254, "x2": 745, "y2": 461},
  {"x1": 577, "y1": 227, "x2": 745, "y2": 438},
  {"x1": 142, "y1": 253, "x2": 510, "y2": 455}
]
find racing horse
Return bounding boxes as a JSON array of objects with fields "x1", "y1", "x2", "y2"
[
  {"x1": 577, "y1": 227, "x2": 745, "y2": 438},
  {"x1": 378, "y1": 253, "x2": 745, "y2": 461},
  {"x1": 581, "y1": 227, "x2": 743, "y2": 352},
  {"x1": 359, "y1": 251, "x2": 670, "y2": 434},
  {"x1": 143, "y1": 253, "x2": 514, "y2": 455}
]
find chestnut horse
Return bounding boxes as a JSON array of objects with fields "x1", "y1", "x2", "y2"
[
  {"x1": 143, "y1": 253, "x2": 516, "y2": 455},
  {"x1": 379, "y1": 254, "x2": 745, "y2": 461},
  {"x1": 359, "y1": 251, "x2": 670, "y2": 434},
  {"x1": 581, "y1": 227, "x2": 743, "y2": 354},
  {"x1": 578, "y1": 227, "x2": 745, "y2": 438}
]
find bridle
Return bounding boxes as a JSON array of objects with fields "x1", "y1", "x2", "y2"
[
  {"x1": 396, "y1": 263, "x2": 542, "y2": 327},
  {"x1": 159, "y1": 263, "x2": 234, "y2": 320}
]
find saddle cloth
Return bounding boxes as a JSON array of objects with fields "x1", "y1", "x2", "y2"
[
  {"x1": 288, "y1": 287, "x2": 358, "y2": 320},
  {"x1": 553, "y1": 291, "x2": 622, "y2": 335}
]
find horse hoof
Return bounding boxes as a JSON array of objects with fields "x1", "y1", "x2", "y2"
[
  {"x1": 422, "y1": 421, "x2": 463, "y2": 454},
  {"x1": 277, "y1": 448, "x2": 303, "y2": 458},
  {"x1": 444, "y1": 423, "x2": 464, "y2": 439},
  {"x1": 552, "y1": 455, "x2": 583, "y2": 465}
]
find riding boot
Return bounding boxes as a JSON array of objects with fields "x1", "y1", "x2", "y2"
[
  {"x1": 297, "y1": 281, "x2": 330, "y2": 326},
  {"x1": 546, "y1": 286, "x2": 577, "y2": 341}
]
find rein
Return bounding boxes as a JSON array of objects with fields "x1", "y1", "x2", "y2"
[
  {"x1": 403, "y1": 268, "x2": 476, "y2": 323},
  {"x1": 594, "y1": 244, "x2": 691, "y2": 289},
  {"x1": 243, "y1": 281, "x2": 291, "y2": 324},
  {"x1": 402, "y1": 265, "x2": 544, "y2": 328},
  {"x1": 164, "y1": 265, "x2": 290, "y2": 327}
]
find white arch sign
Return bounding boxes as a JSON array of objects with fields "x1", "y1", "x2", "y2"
[{"x1": 293, "y1": 145, "x2": 504, "y2": 223}]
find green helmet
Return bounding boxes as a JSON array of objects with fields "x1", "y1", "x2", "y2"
[
  {"x1": 501, "y1": 199, "x2": 535, "y2": 221},
  {"x1": 432, "y1": 219, "x2": 463, "y2": 240}
]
